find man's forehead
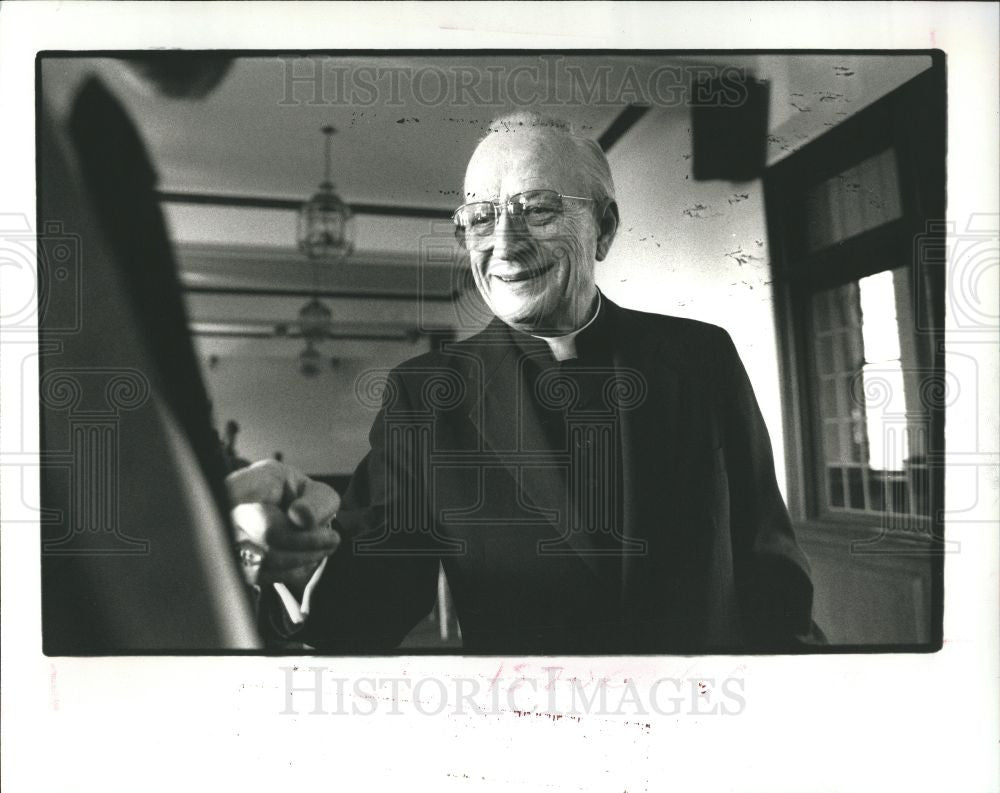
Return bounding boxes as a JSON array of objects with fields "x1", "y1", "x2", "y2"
[{"x1": 463, "y1": 132, "x2": 578, "y2": 198}]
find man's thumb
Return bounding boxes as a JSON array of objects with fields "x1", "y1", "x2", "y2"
[{"x1": 287, "y1": 502, "x2": 314, "y2": 530}]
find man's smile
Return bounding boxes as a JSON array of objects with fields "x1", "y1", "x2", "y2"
[{"x1": 489, "y1": 260, "x2": 556, "y2": 284}]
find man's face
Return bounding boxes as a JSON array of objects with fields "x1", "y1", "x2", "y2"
[{"x1": 461, "y1": 132, "x2": 604, "y2": 335}]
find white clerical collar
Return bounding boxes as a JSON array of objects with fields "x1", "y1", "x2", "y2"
[{"x1": 530, "y1": 292, "x2": 602, "y2": 362}]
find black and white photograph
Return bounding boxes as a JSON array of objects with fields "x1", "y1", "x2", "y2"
[
  {"x1": 2, "y1": 3, "x2": 997, "y2": 792},
  {"x1": 36, "y1": 50, "x2": 951, "y2": 655}
]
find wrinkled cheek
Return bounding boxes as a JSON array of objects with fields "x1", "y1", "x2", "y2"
[
  {"x1": 552, "y1": 217, "x2": 596, "y2": 276},
  {"x1": 469, "y1": 258, "x2": 490, "y2": 296}
]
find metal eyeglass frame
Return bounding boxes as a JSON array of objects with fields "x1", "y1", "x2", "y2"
[{"x1": 452, "y1": 189, "x2": 597, "y2": 235}]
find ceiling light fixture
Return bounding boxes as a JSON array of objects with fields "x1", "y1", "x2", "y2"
[
  {"x1": 298, "y1": 339, "x2": 323, "y2": 378},
  {"x1": 295, "y1": 124, "x2": 353, "y2": 375},
  {"x1": 297, "y1": 124, "x2": 354, "y2": 262}
]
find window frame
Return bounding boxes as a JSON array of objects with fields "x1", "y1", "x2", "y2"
[{"x1": 763, "y1": 58, "x2": 946, "y2": 548}]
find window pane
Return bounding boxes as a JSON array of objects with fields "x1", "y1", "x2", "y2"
[
  {"x1": 808, "y1": 265, "x2": 929, "y2": 525},
  {"x1": 911, "y1": 465, "x2": 931, "y2": 516},
  {"x1": 862, "y1": 364, "x2": 908, "y2": 470},
  {"x1": 823, "y1": 422, "x2": 843, "y2": 462},
  {"x1": 819, "y1": 378, "x2": 841, "y2": 417},
  {"x1": 816, "y1": 334, "x2": 836, "y2": 375},
  {"x1": 846, "y1": 416, "x2": 865, "y2": 463},
  {"x1": 847, "y1": 467, "x2": 866, "y2": 509},
  {"x1": 803, "y1": 148, "x2": 903, "y2": 252},
  {"x1": 867, "y1": 470, "x2": 886, "y2": 512},
  {"x1": 859, "y1": 270, "x2": 902, "y2": 362},
  {"x1": 889, "y1": 477, "x2": 909, "y2": 514},
  {"x1": 827, "y1": 467, "x2": 845, "y2": 508}
]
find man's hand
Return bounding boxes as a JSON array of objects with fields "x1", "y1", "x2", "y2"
[{"x1": 226, "y1": 460, "x2": 341, "y2": 597}]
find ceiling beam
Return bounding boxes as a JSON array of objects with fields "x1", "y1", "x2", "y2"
[
  {"x1": 192, "y1": 329, "x2": 421, "y2": 342},
  {"x1": 597, "y1": 104, "x2": 651, "y2": 152},
  {"x1": 183, "y1": 284, "x2": 463, "y2": 302},
  {"x1": 157, "y1": 190, "x2": 453, "y2": 219}
]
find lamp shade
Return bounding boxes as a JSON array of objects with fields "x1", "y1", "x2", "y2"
[
  {"x1": 298, "y1": 297, "x2": 332, "y2": 341},
  {"x1": 297, "y1": 181, "x2": 354, "y2": 261},
  {"x1": 298, "y1": 340, "x2": 323, "y2": 377},
  {"x1": 296, "y1": 125, "x2": 354, "y2": 261}
]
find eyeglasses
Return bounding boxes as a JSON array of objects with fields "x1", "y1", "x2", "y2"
[{"x1": 452, "y1": 189, "x2": 596, "y2": 241}]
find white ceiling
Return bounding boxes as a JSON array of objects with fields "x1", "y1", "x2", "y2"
[{"x1": 46, "y1": 53, "x2": 931, "y2": 212}]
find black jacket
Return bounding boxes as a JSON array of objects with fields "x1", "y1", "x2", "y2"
[{"x1": 263, "y1": 296, "x2": 817, "y2": 653}]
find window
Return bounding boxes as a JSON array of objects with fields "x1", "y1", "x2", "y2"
[
  {"x1": 764, "y1": 63, "x2": 945, "y2": 539},
  {"x1": 808, "y1": 267, "x2": 931, "y2": 528}
]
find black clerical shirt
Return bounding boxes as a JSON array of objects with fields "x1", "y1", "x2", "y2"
[{"x1": 507, "y1": 298, "x2": 627, "y2": 628}]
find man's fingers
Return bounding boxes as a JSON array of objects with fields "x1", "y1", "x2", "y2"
[
  {"x1": 266, "y1": 519, "x2": 341, "y2": 552},
  {"x1": 226, "y1": 460, "x2": 299, "y2": 506},
  {"x1": 228, "y1": 460, "x2": 342, "y2": 539},
  {"x1": 226, "y1": 461, "x2": 343, "y2": 586},
  {"x1": 261, "y1": 547, "x2": 335, "y2": 574},
  {"x1": 287, "y1": 477, "x2": 341, "y2": 530}
]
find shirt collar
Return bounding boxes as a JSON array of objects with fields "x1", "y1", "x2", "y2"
[{"x1": 529, "y1": 292, "x2": 603, "y2": 362}]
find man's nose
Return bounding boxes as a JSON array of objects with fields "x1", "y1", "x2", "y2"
[{"x1": 490, "y1": 205, "x2": 532, "y2": 260}]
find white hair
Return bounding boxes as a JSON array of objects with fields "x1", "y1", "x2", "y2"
[{"x1": 476, "y1": 111, "x2": 616, "y2": 207}]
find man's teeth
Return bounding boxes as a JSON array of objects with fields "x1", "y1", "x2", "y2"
[{"x1": 494, "y1": 264, "x2": 551, "y2": 282}]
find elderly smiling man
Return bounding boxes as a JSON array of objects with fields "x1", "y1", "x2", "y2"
[{"x1": 229, "y1": 111, "x2": 820, "y2": 654}]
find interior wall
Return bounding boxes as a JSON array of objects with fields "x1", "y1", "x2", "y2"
[
  {"x1": 601, "y1": 104, "x2": 787, "y2": 495},
  {"x1": 200, "y1": 345, "x2": 428, "y2": 475}
]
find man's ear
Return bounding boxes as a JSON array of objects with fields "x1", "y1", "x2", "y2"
[{"x1": 595, "y1": 200, "x2": 619, "y2": 261}]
